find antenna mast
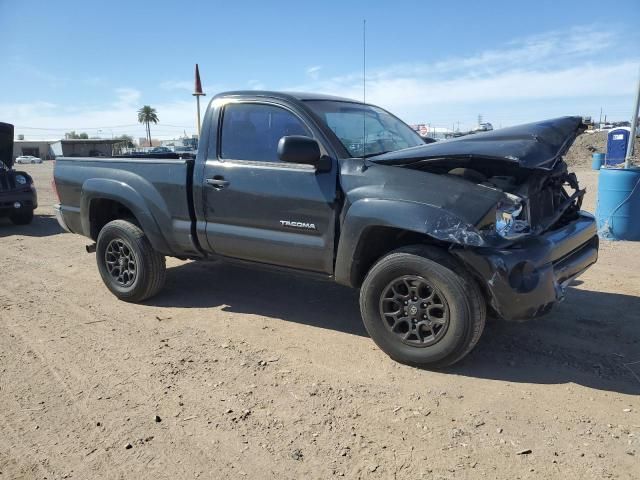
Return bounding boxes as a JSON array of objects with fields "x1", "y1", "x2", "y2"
[
  {"x1": 363, "y1": 19, "x2": 366, "y2": 105},
  {"x1": 362, "y1": 19, "x2": 366, "y2": 159}
]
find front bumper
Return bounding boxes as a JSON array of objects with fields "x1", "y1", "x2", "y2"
[
  {"x1": 0, "y1": 187, "x2": 37, "y2": 216},
  {"x1": 453, "y1": 212, "x2": 598, "y2": 321}
]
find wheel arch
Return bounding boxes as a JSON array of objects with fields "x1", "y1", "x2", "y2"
[
  {"x1": 334, "y1": 199, "x2": 486, "y2": 289},
  {"x1": 343, "y1": 225, "x2": 449, "y2": 288},
  {"x1": 80, "y1": 178, "x2": 171, "y2": 254}
]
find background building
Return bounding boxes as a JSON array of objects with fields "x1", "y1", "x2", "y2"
[
  {"x1": 12, "y1": 140, "x2": 56, "y2": 161},
  {"x1": 51, "y1": 139, "x2": 123, "y2": 157}
]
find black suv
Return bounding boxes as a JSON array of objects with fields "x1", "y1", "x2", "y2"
[{"x1": 0, "y1": 122, "x2": 38, "y2": 225}]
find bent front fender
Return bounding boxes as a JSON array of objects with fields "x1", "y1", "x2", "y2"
[{"x1": 334, "y1": 198, "x2": 486, "y2": 287}]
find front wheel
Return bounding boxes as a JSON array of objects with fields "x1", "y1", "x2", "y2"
[
  {"x1": 359, "y1": 246, "x2": 486, "y2": 368},
  {"x1": 96, "y1": 219, "x2": 166, "y2": 302}
]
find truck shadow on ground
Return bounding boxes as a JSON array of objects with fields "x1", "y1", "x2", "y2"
[
  {"x1": 153, "y1": 261, "x2": 366, "y2": 336},
  {"x1": 151, "y1": 261, "x2": 640, "y2": 395},
  {"x1": 0, "y1": 214, "x2": 63, "y2": 238},
  {"x1": 453, "y1": 286, "x2": 640, "y2": 396}
]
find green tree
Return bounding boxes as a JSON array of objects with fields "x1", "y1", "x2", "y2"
[
  {"x1": 113, "y1": 134, "x2": 135, "y2": 154},
  {"x1": 116, "y1": 134, "x2": 135, "y2": 148},
  {"x1": 65, "y1": 131, "x2": 76, "y2": 139},
  {"x1": 137, "y1": 106, "x2": 159, "y2": 147},
  {"x1": 65, "y1": 131, "x2": 90, "y2": 139}
]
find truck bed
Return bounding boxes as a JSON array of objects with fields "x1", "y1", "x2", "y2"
[{"x1": 54, "y1": 156, "x2": 199, "y2": 256}]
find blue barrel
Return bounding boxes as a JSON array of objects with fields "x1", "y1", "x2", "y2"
[
  {"x1": 596, "y1": 167, "x2": 640, "y2": 240},
  {"x1": 592, "y1": 153, "x2": 605, "y2": 170}
]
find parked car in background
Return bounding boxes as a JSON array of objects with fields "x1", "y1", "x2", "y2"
[
  {"x1": 472, "y1": 122, "x2": 494, "y2": 132},
  {"x1": 15, "y1": 155, "x2": 43, "y2": 164},
  {"x1": 53, "y1": 91, "x2": 598, "y2": 368},
  {"x1": 1, "y1": 123, "x2": 38, "y2": 224},
  {"x1": 149, "y1": 146, "x2": 172, "y2": 154},
  {"x1": 173, "y1": 146, "x2": 195, "y2": 154}
]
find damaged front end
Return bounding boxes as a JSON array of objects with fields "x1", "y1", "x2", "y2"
[
  {"x1": 479, "y1": 161, "x2": 586, "y2": 243},
  {"x1": 400, "y1": 157, "x2": 586, "y2": 248},
  {"x1": 367, "y1": 116, "x2": 598, "y2": 320},
  {"x1": 408, "y1": 160, "x2": 596, "y2": 320}
]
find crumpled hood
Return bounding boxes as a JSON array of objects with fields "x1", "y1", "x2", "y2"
[
  {"x1": 370, "y1": 116, "x2": 585, "y2": 170},
  {"x1": 1, "y1": 122, "x2": 15, "y2": 169}
]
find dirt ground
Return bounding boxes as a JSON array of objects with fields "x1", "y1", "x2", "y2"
[
  {"x1": 1, "y1": 161, "x2": 639, "y2": 480},
  {"x1": 564, "y1": 130, "x2": 639, "y2": 168}
]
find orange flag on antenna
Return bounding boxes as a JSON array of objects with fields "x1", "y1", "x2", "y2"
[{"x1": 193, "y1": 64, "x2": 205, "y2": 96}]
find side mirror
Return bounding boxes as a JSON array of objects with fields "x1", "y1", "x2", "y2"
[{"x1": 277, "y1": 135, "x2": 321, "y2": 166}]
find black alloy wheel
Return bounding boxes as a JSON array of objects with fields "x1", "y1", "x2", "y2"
[
  {"x1": 104, "y1": 238, "x2": 138, "y2": 288},
  {"x1": 379, "y1": 275, "x2": 450, "y2": 347},
  {"x1": 359, "y1": 245, "x2": 486, "y2": 368},
  {"x1": 96, "y1": 219, "x2": 166, "y2": 302}
]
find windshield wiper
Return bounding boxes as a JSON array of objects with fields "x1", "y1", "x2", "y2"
[{"x1": 362, "y1": 151, "x2": 389, "y2": 158}]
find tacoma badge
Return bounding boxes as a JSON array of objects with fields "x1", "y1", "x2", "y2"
[{"x1": 280, "y1": 220, "x2": 317, "y2": 230}]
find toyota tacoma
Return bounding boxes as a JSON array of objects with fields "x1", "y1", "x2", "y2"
[{"x1": 53, "y1": 91, "x2": 598, "y2": 367}]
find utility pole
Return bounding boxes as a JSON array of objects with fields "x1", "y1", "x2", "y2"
[
  {"x1": 193, "y1": 64, "x2": 206, "y2": 139},
  {"x1": 599, "y1": 107, "x2": 603, "y2": 128},
  {"x1": 625, "y1": 66, "x2": 640, "y2": 168}
]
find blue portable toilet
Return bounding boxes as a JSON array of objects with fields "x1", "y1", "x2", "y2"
[{"x1": 606, "y1": 127, "x2": 631, "y2": 165}]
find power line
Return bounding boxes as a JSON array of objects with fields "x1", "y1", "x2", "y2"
[{"x1": 14, "y1": 123, "x2": 191, "y2": 131}]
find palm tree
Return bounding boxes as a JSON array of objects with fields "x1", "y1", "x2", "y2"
[{"x1": 137, "y1": 106, "x2": 159, "y2": 147}]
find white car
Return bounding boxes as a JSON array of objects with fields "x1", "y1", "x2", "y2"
[
  {"x1": 472, "y1": 122, "x2": 494, "y2": 132},
  {"x1": 15, "y1": 155, "x2": 43, "y2": 164}
]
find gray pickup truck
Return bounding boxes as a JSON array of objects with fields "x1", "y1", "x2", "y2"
[{"x1": 54, "y1": 91, "x2": 598, "y2": 367}]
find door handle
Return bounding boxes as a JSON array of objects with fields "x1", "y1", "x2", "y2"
[{"x1": 206, "y1": 177, "x2": 230, "y2": 189}]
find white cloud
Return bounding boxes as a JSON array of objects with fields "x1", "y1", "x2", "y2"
[
  {"x1": 160, "y1": 80, "x2": 228, "y2": 97},
  {"x1": 1, "y1": 89, "x2": 199, "y2": 140},
  {"x1": 159, "y1": 80, "x2": 193, "y2": 92},
  {"x1": 288, "y1": 26, "x2": 638, "y2": 127},
  {"x1": 114, "y1": 88, "x2": 141, "y2": 107},
  {"x1": 2, "y1": 26, "x2": 636, "y2": 138},
  {"x1": 247, "y1": 79, "x2": 265, "y2": 90},
  {"x1": 306, "y1": 65, "x2": 322, "y2": 80}
]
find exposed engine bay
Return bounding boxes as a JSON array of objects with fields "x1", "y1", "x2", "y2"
[{"x1": 404, "y1": 157, "x2": 585, "y2": 239}]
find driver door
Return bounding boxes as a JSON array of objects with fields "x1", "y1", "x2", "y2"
[{"x1": 202, "y1": 101, "x2": 338, "y2": 274}]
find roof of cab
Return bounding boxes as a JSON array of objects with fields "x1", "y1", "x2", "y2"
[{"x1": 213, "y1": 90, "x2": 362, "y2": 104}]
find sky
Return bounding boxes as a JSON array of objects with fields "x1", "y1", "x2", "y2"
[{"x1": 1, "y1": 0, "x2": 639, "y2": 140}]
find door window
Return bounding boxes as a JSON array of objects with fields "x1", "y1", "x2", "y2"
[{"x1": 220, "y1": 103, "x2": 311, "y2": 162}]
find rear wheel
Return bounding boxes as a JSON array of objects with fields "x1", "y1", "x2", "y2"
[
  {"x1": 96, "y1": 219, "x2": 166, "y2": 302},
  {"x1": 359, "y1": 245, "x2": 485, "y2": 368},
  {"x1": 10, "y1": 210, "x2": 34, "y2": 225}
]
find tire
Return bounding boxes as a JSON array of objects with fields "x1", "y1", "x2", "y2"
[
  {"x1": 96, "y1": 219, "x2": 166, "y2": 302},
  {"x1": 10, "y1": 210, "x2": 34, "y2": 225},
  {"x1": 359, "y1": 245, "x2": 486, "y2": 368}
]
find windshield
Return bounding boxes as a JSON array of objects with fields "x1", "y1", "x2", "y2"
[{"x1": 305, "y1": 100, "x2": 424, "y2": 158}]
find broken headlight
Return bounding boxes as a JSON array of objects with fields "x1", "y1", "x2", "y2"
[
  {"x1": 15, "y1": 174, "x2": 28, "y2": 185},
  {"x1": 495, "y1": 193, "x2": 530, "y2": 240}
]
